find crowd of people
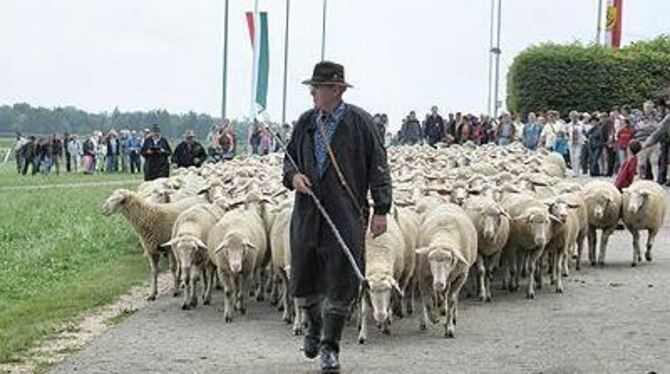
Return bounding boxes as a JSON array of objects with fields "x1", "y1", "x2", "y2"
[{"x1": 379, "y1": 99, "x2": 670, "y2": 187}]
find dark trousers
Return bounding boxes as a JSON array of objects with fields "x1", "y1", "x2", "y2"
[
  {"x1": 589, "y1": 146, "x2": 602, "y2": 176},
  {"x1": 129, "y1": 153, "x2": 141, "y2": 174},
  {"x1": 16, "y1": 153, "x2": 23, "y2": 174},
  {"x1": 605, "y1": 147, "x2": 616, "y2": 177},
  {"x1": 657, "y1": 139, "x2": 669, "y2": 184},
  {"x1": 65, "y1": 152, "x2": 71, "y2": 172},
  {"x1": 22, "y1": 158, "x2": 37, "y2": 175},
  {"x1": 581, "y1": 146, "x2": 590, "y2": 175}
]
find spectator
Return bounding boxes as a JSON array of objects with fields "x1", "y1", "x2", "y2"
[
  {"x1": 249, "y1": 123, "x2": 262, "y2": 154},
  {"x1": 424, "y1": 106, "x2": 445, "y2": 147},
  {"x1": 258, "y1": 126, "x2": 273, "y2": 155},
  {"x1": 37, "y1": 137, "x2": 53, "y2": 174},
  {"x1": 580, "y1": 113, "x2": 594, "y2": 175},
  {"x1": 513, "y1": 114, "x2": 525, "y2": 143},
  {"x1": 141, "y1": 124, "x2": 172, "y2": 181},
  {"x1": 120, "y1": 131, "x2": 131, "y2": 173},
  {"x1": 52, "y1": 133, "x2": 63, "y2": 175},
  {"x1": 82, "y1": 133, "x2": 97, "y2": 175},
  {"x1": 446, "y1": 112, "x2": 457, "y2": 139},
  {"x1": 172, "y1": 130, "x2": 207, "y2": 168},
  {"x1": 63, "y1": 132, "x2": 72, "y2": 172},
  {"x1": 603, "y1": 113, "x2": 617, "y2": 176},
  {"x1": 615, "y1": 140, "x2": 642, "y2": 191},
  {"x1": 67, "y1": 134, "x2": 82, "y2": 173},
  {"x1": 456, "y1": 116, "x2": 473, "y2": 144},
  {"x1": 495, "y1": 112, "x2": 516, "y2": 146},
  {"x1": 21, "y1": 136, "x2": 37, "y2": 175},
  {"x1": 567, "y1": 111, "x2": 585, "y2": 177},
  {"x1": 539, "y1": 110, "x2": 565, "y2": 151},
  {"x1": 616, "y1": 119, "x2": 636, "y2": 172},
  {"x1": 400, "y1": 111, "x2": 422, "y2": 145},
  {"x1": 127, "y1": 131, "x2": 142, "y2": 173},
  {"x1": 587, "y1": 119, "x2": 606, "y2": 176},
  {"x1": 522, "y1": 112, "x2": 542, "y2": 150},
  {"x1": 105, "y1": 130, "x2": 120, "y2": 173},
  {"x1": 14, "y1": 132, "x2": 27, "y2": 174}
]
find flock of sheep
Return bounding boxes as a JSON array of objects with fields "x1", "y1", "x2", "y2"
[{"x1": 101, "y1": 142, "x2": 666, "y2": 341}]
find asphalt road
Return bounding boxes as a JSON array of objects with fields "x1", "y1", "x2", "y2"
[{"x1": 52, "y1": 185, "x2": 670, "y2": 374}]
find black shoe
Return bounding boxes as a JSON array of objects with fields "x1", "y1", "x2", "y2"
[
  {"x1": 302, "y1": 303, "x2": 322, "y2": 359},
  {"x1": 320, "y1": 313, "x2": 345, "y2": 373},
  {"x1": 320, "y1": 347, "x2": 340, "y2": 373}
]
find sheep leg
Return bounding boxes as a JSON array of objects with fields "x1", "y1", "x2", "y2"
[
  {"x1": 238, "y1": 274, "x2": 252, "y2": 314},
  {"x1": 255, "y1": 268, "x2": 266, "y2": 302},
  {"x1": 418, "y1": 283, "x2": 436, "y2": 331},
  {"x1": 645, "y1": 229, "x2": 657, "y2": 262},
  {"x1": 292, "y1": 301, "x2": 305, "y2": 336},
  {"x1": 476, "y1": 255, "x2": 487, "y2": 302},
  {"x1": 598, "y1": 228, "x2": 615, "y2": 266},
  {"x1": 181, "y1": 271, "x2": 193, "y2": 310},
  {"x1": 168, "y1": 250, "x2": 181, "y2": 297},
  {"x1": 188, "y1": 274, "x2": 198, "y2": 308},
  {"x1": 147, "y1": 253, "x2": 160, "y2": 301},
  {"x1": 279, "y1": 269, "x2": 292, "y2": 324},
  {"x1": 587, "y1": 228, "x2": 597, "y2": 266},
  {"x1": 513, "y1": 250, "x2": 525, "y2": 292},
  {"x1": 219, "y1": 271, "x2": 235, "y2": 322},
  {"x1": 357, "y1": 295, "x2": 369, "y2": 344},
  {"x1": 561, "y1": 245, "x2": 571, "y2": 277},
  {"x1": 445, "y1": 274, "x2": 466, "y2": 338},
  {"x1": 405, "y1": 277, "x2": 415, "y2": 315},
  {"x1": 203, "y1": 264, "x2": 215, "y2": 305},
  {"x1": 630, "y1": 229, "x2": 641, "y2": 266},
  {"x1": 575, "y1": 232, "x2": 586, "y2": 271},
  {"x1": 526, "y1": 249, "x2": 543, "y2": 299},
  {"x1": 555, "y1": 250, "x2": 565, "y2": 293}
]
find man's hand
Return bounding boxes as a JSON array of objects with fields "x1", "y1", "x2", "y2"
[
  {"x1": 292, "y1": 173, "x2": 313, "y2": 195},
  {"x1": 370, "y1": 214, "x2": 387, "y2": 238}
]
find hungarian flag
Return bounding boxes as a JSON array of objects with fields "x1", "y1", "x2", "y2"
[
  {"x1": 246, "y1": 11, "x2": 270, "y2": 113},
  {"x1": 604, "y1": 0, "x2": 623, "y2": 49}
]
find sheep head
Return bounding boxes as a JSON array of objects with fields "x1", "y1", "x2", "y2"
[
  {"x1": 162, "y1": 235, "x2": 208, "y2": 281},
  {"x1": 416, "y1": 244, "x2": 459, "y2": 294},
  {"x1": 365, "y1": 273, "x2": 402, "y2": 327},
  {"x1": 514, "y1": 208, "x2": 556, "y2": 248},
  {"x1": 101, "y1": 189, "x2": 132, "y2": 216},
  {"x1": 214, "y1": 232, "x2": 256, "y2": 274},
  {"x1": 624, "y1": 188, "x2": 650, "y2": 215}
]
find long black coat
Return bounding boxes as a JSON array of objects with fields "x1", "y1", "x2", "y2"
[
  {"x1": 282, "y1": 104, "x2": 392, "y2": 301},
  {"x1": 171, "y1": 141, "x2": 207, "y2": 168},
  {"x1": 141, "y1": 137, "x2": 172, "y2": 181}
]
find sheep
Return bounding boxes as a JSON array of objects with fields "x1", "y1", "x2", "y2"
[
  {"x1": 622, "y1": 180, "x2": 667, "y2": 266},
  {"x1": 555, "y1": 192, "x2": 589, "y2": 273},
  {"x1": 161, "y1": 203, "x2": 226, "y2": 310},
  {"x1": 464, "y1": 196, "x2": 510, "y2": 302},
  {"x1": 415, "y1": 203, "x2": 477, "y2": 338},
  {"x1": 542, "y1": 196, "x2": 581, "y2": 293},
  {"x1": 269, "y1": 201, "x2": 305, "y2": 335},
  {"x1": 500, "y1": 194, "x2": 557, "y2": 299},
  {"x1": 358, "y1": 215, "x2": 406, "y2": 344},
  {"x1": 393, "y1": 206, "x2": 419, "y2": 316},
  {"x1": 101, "y1": 189, "x2": 199, "y2": 301},
  {"x1": 583, "y1": 181, "x2": 622, "y2": 266},
  {"x1": 207, "y1": 206, "x2": 267, "y2": 322}
]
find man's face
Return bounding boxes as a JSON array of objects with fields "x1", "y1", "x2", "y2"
[
  {"x1": 431, "y1": 107, "x2": 438, "y2": 115},
  {"x1": 152, "y1": 131, "x2": 160, "y2": 139},
  {"x1": 310, "y1": 84, "x2": 341, "y2": 110},
  {"x1": 186, "y1": 137, "x2": 194, "y2": 144}
]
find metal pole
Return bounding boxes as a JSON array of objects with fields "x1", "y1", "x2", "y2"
[
  {"x1": 221, "y1": 0, "x2": 229, "y2": 121},
  {"x1": 250, "y1": 0, "x2": 260, "y2": 122},
  {"x1": 486, "y1": 0, "x2": 495, "y2": 116},
  {"x1": 281, "y1": 0, "x2": 291, "y2": 124},
  {"x1": 321, "y1": 0, "x2": 327, "y2": 61},
  {"x1": 493, "y1": 0, "x2": 502, "y2": 118},
  {"x1": 596, "y1": 0, "x2": 604, "y2": 45}
]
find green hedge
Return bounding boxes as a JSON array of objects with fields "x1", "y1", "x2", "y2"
[{"x1": 506, "y1": 36, "x2": 670, "y2": 115}]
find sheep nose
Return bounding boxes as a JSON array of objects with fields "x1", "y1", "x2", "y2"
[
  {"x1": 374, "y1": 312, "x2": 386, "y2": 324},
  {"x1": 231, "y1": 264, "x2": 242, "y2": 273},
  {"x1": 534, "y1": 237, "x2": 546, "y2": 247},
  {"x1": 434, "y1": 282, "x2": 446, "y2": 292}
]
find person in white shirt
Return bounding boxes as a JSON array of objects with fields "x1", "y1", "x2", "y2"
[
  {"x1": 540, "y1": 110, "x2": 566, "y2": 151},
  {"x1": 567, "y1": 111, "x2": 585, "y2": 177},
  {"x1": 67, "y1": 135, "x2": 82, "y2": 173},
  {"x1": 14, "y1": 132, "x2": 28, "y2": 174}
]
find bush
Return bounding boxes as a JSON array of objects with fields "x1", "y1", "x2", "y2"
[{"x1": 506, "y1": 36, "x2": 670, "y2": 116}]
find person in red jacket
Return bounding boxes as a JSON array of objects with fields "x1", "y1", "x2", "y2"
[
  {"x1": 615, "y1": 140, "x2": 642, "y2": 191},
  {"x1": 616, "y1": 119, "x2": 636, "y2": 172}
]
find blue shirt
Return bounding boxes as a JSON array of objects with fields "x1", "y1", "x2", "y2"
[
  {"x1": 523, "y1": 122, "x2": 542, "y2": 150},
  {"x1": 313, "y1": 101, "x2": 346, "y2": 178}
]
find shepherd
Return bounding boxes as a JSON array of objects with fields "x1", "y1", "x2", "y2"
[{"x1": 282, "y1": 61, "x2": 392, "y2": 373}]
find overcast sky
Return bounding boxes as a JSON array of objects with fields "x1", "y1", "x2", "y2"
[{"x1": 1, "y1": 1, "x2": 668, "y2": 131}]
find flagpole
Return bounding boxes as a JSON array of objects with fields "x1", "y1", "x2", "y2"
[
  {"x1": 221, "y1": 0, "x2": 229, "y2": 121},
  {"x1": 596, "y1": 0, "x2": 603, "y2": 45},
  {"x1": 321, "y1": 0, "x2": 327, "y2": 61},
  {"x1": 492, "y1": 0, "x2": 502, "y2": 118},
  {"x1": 250, "y1": 0, "x2": 260, "y2": 122},
  {"x1": 281, "y1": 0, "x2": 291, "y2": 124},
  {"x1": 486, "y1": 0, "x2": 495, "y2": 116}
]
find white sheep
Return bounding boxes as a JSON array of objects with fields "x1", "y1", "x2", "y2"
[
  {"x1": 464, "y1": 196, "x2": 510, "y2": 302},
  {"x1": 583, "y1": 181, "x2": 622, "y2": 266},
  {"x1": 393, "y1": 206, "x2": 419, "y2": 316},
  {"x1": 161, "y1": 203, "x2": 226, "y2": 310},
  {"x1": 358, "y1": 215, "x2": 406, "y2": 344},
  {"x1": 101, "y1": 189, "x2": 199, "y2": 300},
  {"x1": 207, "y1": 206, "x2": 267, "y2": 322},
  {"x1": 622, "y1": 180, "x2": 667, "y2": 266},
  {"x1": 415, "y1": 203, "x2": 477, "y2": 338},
  {"x1": 500, "y1": 194, "x2": 557, "y2": 299},
  {"x1": 542, "y1": 196, "x2": 581, "y2": 293}
]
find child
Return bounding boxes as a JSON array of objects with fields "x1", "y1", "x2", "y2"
[{"x1": 615, "y1": 140, "x2": 642, "y2": 191}]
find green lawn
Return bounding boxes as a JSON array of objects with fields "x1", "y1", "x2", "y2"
[{"x1": 0, "y1": 163, "x2": 148, "y2": 363}]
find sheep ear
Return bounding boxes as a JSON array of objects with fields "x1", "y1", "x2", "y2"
[
  {"x1": 243, "y1": 240, "x2": 256, "y2": 250},
  {"x1": 500, "y1": 210, "x2": 511, "y2": 219},
  {"x1": 415, "y1": 247, "x2": 430, "y2": 255},
  {"x1": 194, "y1": 238, "x2": 208, "y2": 250},
  {"x1": 160, "y1": 238, "x2": 177, "y2": 248},
  {"x1": 568, "y1": 202, "x2": 581, "y2": 209},
  {"x1": 388, "y1": 277, "x2": 404, "y2": 298},
  {"x1": 621, "y1": 188, "x2": 629, "y2": 194},
  {"x1": 214, "y1": 241, "x2": 228, "y2": 254},
  {"x1": 549, "y1": 214, "x2": 562, "y2": 223}
]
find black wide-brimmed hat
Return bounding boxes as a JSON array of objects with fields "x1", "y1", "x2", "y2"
[
  {"x1": 151, "y1": 124, "x2": 161, "y2": 133},
  {"x1": 302, "y1": 61, "x2": 353, "y2": 88}
]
